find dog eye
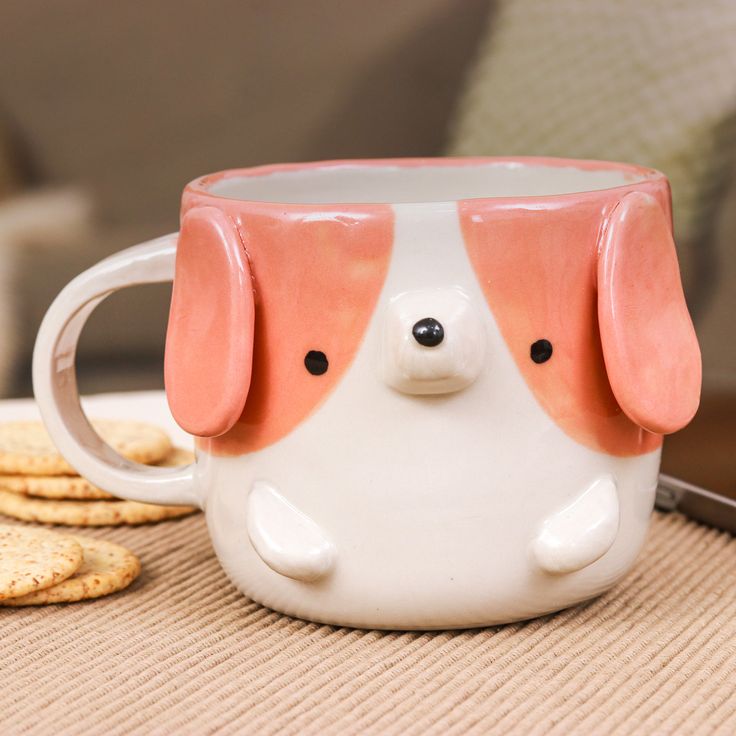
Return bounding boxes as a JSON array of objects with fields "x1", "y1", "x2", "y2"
[
  {"x1": 412, "y1": 317, "x2": 444, "y2": 347},
  {"x1": 530, "y1": 339, "x2": 553, "y2": 364},
  {"x1": 304, "y1": 350, "x2": 329, "y2": 375}
]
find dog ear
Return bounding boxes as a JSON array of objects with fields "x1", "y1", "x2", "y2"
[
  {"x1": 597, "y1": 191, "x2": 701, "y2": 434},
  {"x1": 165, "y1": 206, "x2": 254, "y2": 437}
]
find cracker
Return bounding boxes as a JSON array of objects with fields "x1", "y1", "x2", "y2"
[
  {"x1": 0, "y1": 524, "x2": 83, "y2": 600},
  {"x1": 157, "y1": 447, "x2": 195, "y2": 468},
  {"x1": 0, "y1": 536, "x2": 140, "y2": 605},
  {"x1": 0, "y1": 447, "x2": 196, "y2": 501},
  {"x1": 0, "y1": 490, "x2": 197, "y2": 526},
  {"x1": 0, "y1": 420, "x2": 172, "y2": 476},
  {"x1": 0, "y1": 475, "x2": 114, "y2": 500}
]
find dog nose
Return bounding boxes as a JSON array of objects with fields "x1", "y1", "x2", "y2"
[
  {"x1": 382, "y1": 288, "x2": 486, "y2": 395},
  {"x1": 412, "y1": 318, "x2": 444, "y2": 347}
]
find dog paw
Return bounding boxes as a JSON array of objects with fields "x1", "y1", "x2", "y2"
[
  {"x1": 247, "y1": 481, "x2": 335, "y2": 582},
  {"x1": 531, "y1": 475, "x2": 620, "y2": 574}
]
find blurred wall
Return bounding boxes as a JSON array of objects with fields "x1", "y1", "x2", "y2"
[
  {"x1": 0, "y1": 0, "x2": 490, "y2": 395},
  {"x1": 0, "y1": 0, "x2": 490, "y2": 231}
]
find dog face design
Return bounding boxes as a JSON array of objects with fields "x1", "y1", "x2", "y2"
[{"x1": 164, "y1": 161, "x2": 700, "y2": 628}]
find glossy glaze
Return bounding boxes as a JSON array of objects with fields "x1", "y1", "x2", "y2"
[
  {"x1": 382, "y1": 287, "x2": 486, "y2": 395},
  {"x1": 458, "y1": 178, "x2": 680, "y2": 457},
  {"x1": 165, "y1": 207, "x2": 255, "y2": 437},
  {"x1": 202, "y1": 198, "x2": 660, "y2": 627},
  {"x1": 33, "y1": 157, "x2": 701, "y2": 629},
  {"x1": 247, "y1": 480, "x2": 336, "y2": 582},
  {"x1": 598, "y1": 191, "x2": 701, "y2": 434},
  {"x1": 184, "y1": 200, "x2": 394, "y2": 454},
  {"x1": 531, "y1": 475, "x2": 620, "y2": 574}
]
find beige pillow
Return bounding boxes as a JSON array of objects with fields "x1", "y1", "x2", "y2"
[{"x1": 448, "y1": 0, "x2": 736, "y2": 317}]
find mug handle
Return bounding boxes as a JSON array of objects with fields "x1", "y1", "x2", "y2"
[{"x1": 32, "y1": 233, "x2": 200, "y2": 508}]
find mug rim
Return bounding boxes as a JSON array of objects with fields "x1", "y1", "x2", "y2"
[{"x1": 184, "y1": 156, "x2": 666, "y2": 208}]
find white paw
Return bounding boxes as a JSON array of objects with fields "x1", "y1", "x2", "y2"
[
  {"x1": 247, "y1": 481, "x2": 335, "y2": 582},
  {"x1": 531, "y1": 476, "x2": 620, "y2": 574}
]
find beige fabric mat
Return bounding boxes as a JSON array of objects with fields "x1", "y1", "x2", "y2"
[{"x1": 1, "y1": 511, "x2": 734, "y2": 736}]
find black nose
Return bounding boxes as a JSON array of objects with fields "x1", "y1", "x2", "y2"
[{"x1": 412, "y1": 317, "x2": 444, "y2": 347}]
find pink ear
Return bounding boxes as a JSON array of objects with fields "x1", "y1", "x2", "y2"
[
  {"x1": 598, "y1": 192, "x2": 701, "y2": 435},
  {"x1": 165, "y1": 206, "x2": 254, "y2": 437}
]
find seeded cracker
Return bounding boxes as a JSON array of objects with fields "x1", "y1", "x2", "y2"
[
  {"x1": 0, "y1": 491, "x2": 197, "y2": 526},
  {"x1": 0, "y1": 420, "x2": 172, "y2": 476},
  {"x1": 1, "y1": 536, "x2": 140, "y2": 605},
  {"x1": 0, "y1": 474, "x2": 115, "y2": 500},
  {"x1": 0, "y1": 524, "x2": 83, "y2": 600},
  {"x1": 0, "y1": 447, "x2": 195, "y2": 501}
]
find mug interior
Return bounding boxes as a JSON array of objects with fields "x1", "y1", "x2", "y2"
[{"x1": 200, "y1": 159, "x2": 658, "y2": 205}]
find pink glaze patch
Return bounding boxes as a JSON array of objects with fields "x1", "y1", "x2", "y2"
[
  {"x1": 182, "y1": 201, "x2": 394, "y2": 455},
  {"x1": 459, "y1": 179, "x2": 676, "y2": 457},
  {"x1": 165, "y1": 207, "x2": 255, "y2": 437},
  {"x1": 598, "y1": 192, "x2": 701, "y2": 434}
]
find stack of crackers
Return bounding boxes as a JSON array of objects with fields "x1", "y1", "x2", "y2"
[
  {"x1": 0, "y1": 524, "x2": 140, "y2": 606},
  {"x1": 0, "y1": 419, "x2": 198, "y2": 606},
  {"x1": 0, "y1": 420, "x2": 196, "y2": 525}
]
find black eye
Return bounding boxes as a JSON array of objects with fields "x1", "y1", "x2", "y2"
[
  {"x1": 304, "y1": 350, "x2": 328, "y2": 375},
  {"x1": 530, "y1": 339, "x2": 553, "y2": 364},
  {"x1": 412, "y1": 317, "x2": 444, "y2": 347}
]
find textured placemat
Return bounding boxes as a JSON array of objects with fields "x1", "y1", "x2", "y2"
[{"x1": 1, "y1": 510, "x2": 734, "y2": 736}]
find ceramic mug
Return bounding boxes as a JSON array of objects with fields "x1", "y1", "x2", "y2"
[{"x1": 33, "y1": 157, "x2": 701, "y2": 629}]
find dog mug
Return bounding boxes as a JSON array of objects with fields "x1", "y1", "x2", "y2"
[{"x1": 33, "y1": 157, "x2": 701, "y2": 629}]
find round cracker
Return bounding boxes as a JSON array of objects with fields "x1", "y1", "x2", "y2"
[
  {"x1": 0, "y1": 420, "x2": 172, "y2": 476},
  {"x1": 0, "y1": 524, "x2": 83, "y2": 600},
  {"x1": 0, "y1": 536, "x2": 140, "y2": 605},
  {"x1": 0, "y1": 490, "x2": 197, "y2": 526},
  {"x1": 0, "y1": 447, "x2": 196, "y2": 501},
  {"x1": 0, "y1": 474, "x2": 115, "y2": 500},
  {"x1": 156, "y1": 447, "x2": 195, "y2": 468}
]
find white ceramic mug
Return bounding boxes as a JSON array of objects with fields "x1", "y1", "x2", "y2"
[{"x1": 33, "y1": 157, "x2": 701, "y2": 629}]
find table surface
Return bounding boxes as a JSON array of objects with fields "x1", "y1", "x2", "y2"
[{"x1": 1, "y1": 393, "x2": 735, "y2": 736}]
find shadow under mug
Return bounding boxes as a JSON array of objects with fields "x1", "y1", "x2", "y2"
[{"x1": 33, "y1": 157, "x2": 701, "y2": 629}]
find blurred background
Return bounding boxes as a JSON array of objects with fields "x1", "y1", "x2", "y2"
[{"x1": 0, "y1": 0, "x2": 733, "y2": 494}]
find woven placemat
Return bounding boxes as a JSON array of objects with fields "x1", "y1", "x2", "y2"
[{"x1": 1, "y1": 511, "x2": 734, "y2": 735}]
